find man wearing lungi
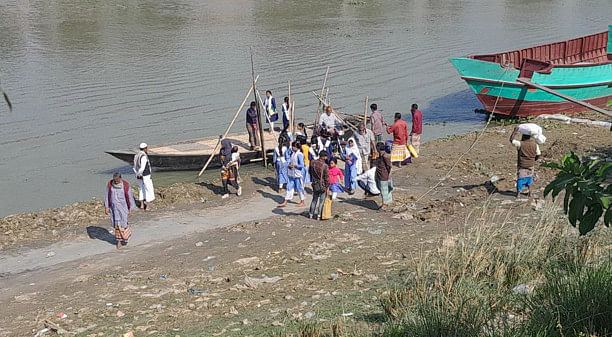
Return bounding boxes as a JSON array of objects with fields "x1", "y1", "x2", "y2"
[{"x1": 385, "y1": 113, "x2": 409, "y2": 167}]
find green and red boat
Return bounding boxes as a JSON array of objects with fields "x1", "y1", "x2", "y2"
[{"x1": 451, "y1": 25, "x2": 612, "y2": 117}]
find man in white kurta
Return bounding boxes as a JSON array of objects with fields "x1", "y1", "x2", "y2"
[{"x1": 133, "y1": 142, "x2": 155, "y2": 210}]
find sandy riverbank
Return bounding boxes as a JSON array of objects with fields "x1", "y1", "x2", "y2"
[
  {"x1": 1, "y1": 118, "x2": 610, "y2": 253},
  {"x1": 0, "y1": 119, "x2": 610, "y2": 336}
]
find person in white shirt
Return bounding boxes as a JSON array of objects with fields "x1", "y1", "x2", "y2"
[
  {"x1": 352, "y1": 166, "x2": 380, "y2": 197},
  {"x1": 264, "y1": 90, "x2": 277, "y2": 131},
  {"x1": 318, "y1": 105, "x2": 343, "y2": 134},
  {"x1": 133, "y1": 142, "x2": 155, "y2": 210}
]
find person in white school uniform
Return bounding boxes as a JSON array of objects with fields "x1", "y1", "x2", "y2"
[
  {"x1": 133, "y1": 142, "x2": 155, "y2": 210},
  {"x1": 264, "y1": 90, "x2": 277, "y2": 131},
  {"x1": 279, "y1": 141, "x2": 306, "y2": 207}
]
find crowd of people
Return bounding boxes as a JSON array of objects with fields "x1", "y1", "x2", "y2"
[
  {"x1": 104, "y1": 97, "x2": 542, "y2": 249},
  {"x1": 261, "y1": 101, "x2": 424, "y2": 218}
]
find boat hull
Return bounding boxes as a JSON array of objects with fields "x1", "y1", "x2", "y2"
[
  {"x1": 451, "y1": 57, "x2": 612, "y2": 116},
  {"x1": 450, "y1": 26, "x2": 612, "y2": 117},
  {"x1": 105, "y1": 150, "x2": 270, "y2": 171},
  {"x1": 474, "y1": 93, "x2": 612, "y2": 117}
]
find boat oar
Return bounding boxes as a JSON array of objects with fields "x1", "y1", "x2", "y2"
[{"x1": 197, "y1": 76, "x2": 259, "y2": 178}]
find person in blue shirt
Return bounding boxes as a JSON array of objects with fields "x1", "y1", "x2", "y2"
[
  {"x1": 273, "y1": 134, "x2": 290, "y2": 191},
  {"x1": 279, "y1": 141, "x2": 305, "y2": 207}
]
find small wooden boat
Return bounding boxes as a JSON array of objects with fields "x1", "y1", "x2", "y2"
[
  {"x1": 106, "y1": 132, "x2": 278, "y2": 170},
  {"x1": 451, "y1": 25, "x2": 612, "y2": 117}
]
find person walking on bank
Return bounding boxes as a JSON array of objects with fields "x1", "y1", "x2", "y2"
[
  {"x1": 104, "y1": 173, "x2": 136, "y2": 250},
  {"x1": 133, "y1": 142, "x2": 155, "y2": 210},
  {"x1": 279, "y1": 141, "x2": 306, "y2": 207},
  {"x1": 220, "y1": 139, "x2": 241, "y2": 199},
  {"x1": 385, "y1": 113, "x2": 409, "y2": 167},
  {"x1": 375, "y1": 142, "x2": 393, "y2": 210},
  {"x1": 510, "y1": 126, "x2": 541, "y2": 198},
  {"x1": 354, "y1": 123, "x2": 376, "y2": 172},
  {"x1": 246, "y1": 101, "x2": 259, "y2": 150},
  {"x1": 264, "y1": 90, "x2": 277, "y2": 131},
  {"x1": 410, "y1": 103, "x2": 423, "y2": 154},
  {"x1": 282, "y1": 97, "x2": 291, "y2": 131},
  {"x1": 309, "y1": 151, "x2": 330, "y2": 219},
  {"x1": 369, "y1": 104, "x2": 384, "y2": 143}
]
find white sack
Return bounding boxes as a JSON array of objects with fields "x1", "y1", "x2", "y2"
[{"x1": 517, "y1": 123, "x2": 542, "y2": 137}]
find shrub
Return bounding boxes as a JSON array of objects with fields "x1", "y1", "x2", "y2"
[{"x1": 521, "y1": 262, "x2": 612, "y2": 337}]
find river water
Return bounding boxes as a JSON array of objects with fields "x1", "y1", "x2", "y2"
[{"x1": 0, "y1": 0, "x2": 610, "y2": 216}]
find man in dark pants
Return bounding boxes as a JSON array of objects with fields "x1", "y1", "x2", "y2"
[
  {"x1": 308, "y1": 151, "x2": 330, "y2": 220},
  {"x1": 246, "y1": 101, "x2": 259, "y2": 150}
]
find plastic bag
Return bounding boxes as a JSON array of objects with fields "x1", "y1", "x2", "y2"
[{"x1": 321, "y1": 198, "x2": 332, "y2": 220}]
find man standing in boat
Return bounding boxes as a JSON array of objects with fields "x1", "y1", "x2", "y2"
[
  {"x1": 246, "y1": 101, "x2": 259, "y2": 150},
  {"x1": 369, "y1": 104, "x2": 384, "y2": 143},
  {"x1": 264, "y1": 90, "x2": 277, "y2": 132},
  {"x1": 319, "y1": 105, "x2": 344, "y2": 135},
  {"x1": 410, "y1": 103, "x2": 422, "y2": 155},
  {"x1": 133, "y1": 142, "x2": 155, "y2": 210}
]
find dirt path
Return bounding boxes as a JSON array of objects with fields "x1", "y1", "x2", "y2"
[{"x1": 0, "y1": 185, "x2": 312, "y2": 278}]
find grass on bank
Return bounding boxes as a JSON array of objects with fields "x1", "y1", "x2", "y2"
[{"x1": 280, "y1": 200, "x2": 611, "y2": 337}]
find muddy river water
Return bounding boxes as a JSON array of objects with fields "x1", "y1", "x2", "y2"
[{"x1": 0, "y1": 0, "x2": 610, "y2": 216}]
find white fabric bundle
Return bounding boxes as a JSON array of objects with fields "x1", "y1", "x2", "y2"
[{"x1": 517, "y1": 123, "x2": 546, "y2": 144}]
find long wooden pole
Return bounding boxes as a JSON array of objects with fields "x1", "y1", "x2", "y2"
[
  {"x1": 516, "y1": 78, "x2": 612, "y2": 118},
  {"x1": 197, "y1": 136, "x2": 222, "y2": 178},
  {"x1": 197, "y1": 76, "x2": 259, "y2": 178},
  {"x1": 363, "y1": 96, "x2": 369, "y2": 127},
  {"x1": 314, "y1": 66, "x2": 330, "y2": 125},
  {"x1": 288, "y1": 81, "x2": 292, "y2": 133},
  {"x1": 292, "y1": 100, "x2": 296, "y2": 134},
  {"x1": 311, "y1": 91, "x2": 358, "y2": 130},
  {"x1": 251, "y1": 51, "x2": 268, "y2": 168}
]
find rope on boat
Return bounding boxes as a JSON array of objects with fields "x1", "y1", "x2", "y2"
[{"x1": 411, "y1": 68, "x2": 511, "y2": 206}]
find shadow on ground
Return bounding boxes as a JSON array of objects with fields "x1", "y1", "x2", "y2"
[{"x1": 86, "y1": 226, "x2": 116, "y2": 246}]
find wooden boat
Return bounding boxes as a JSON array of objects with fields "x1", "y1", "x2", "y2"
[
  {"x1": 451, "y1": 25, "x2": 612, "y2": 117},
  {"x1": 106, "y1": 132, "x2": 278, "y2": 170}
]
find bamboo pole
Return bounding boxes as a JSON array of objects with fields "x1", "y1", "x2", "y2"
[
  {"x1": 311, "y1": 91, "x2": 359, "y2": 130},
  {"x1": 251, "y1": 51, "x2": 268, "y2": 168},
  {"x1": 292, "y1": 100, "x2": 296, "y2": 134},
  {"x1": 197, "y1": 76, "x2": 259, "y2": 178},
  {"x1": 287, "y1": 81, "x2": 292, "y2": 133},
  {"x1": 314, "y1": 66, "x2": 330, "y2": 125},
  {"x1": 363, "y1": 96, "x2": 369, "y2": 127},
  {"x1": 197, "y1": 136, "x2": 222, "y2": 178}
]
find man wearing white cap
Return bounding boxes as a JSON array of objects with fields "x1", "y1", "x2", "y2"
[{"x1": 133, "y1": 142, "x2": 155, "y2": 210}]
